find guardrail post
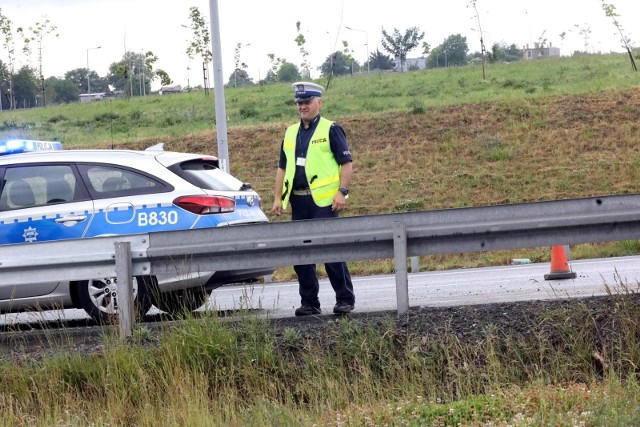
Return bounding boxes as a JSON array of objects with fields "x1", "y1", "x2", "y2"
[
  {"x1": 115, "y1": 242, "x2": 134, "y2": 339},
  {"x1": 393, "y1": 221, "x2": 409, "y2": 315},
  {"x1": 410, "y1": 256, "x2": 419, "y2": 273}
]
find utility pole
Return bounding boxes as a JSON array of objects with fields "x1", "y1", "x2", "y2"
[{"x1": 208, "y1": 0, "x2": 230, "y2": 173}]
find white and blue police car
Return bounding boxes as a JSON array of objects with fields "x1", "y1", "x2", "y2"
[{"x1": 0, "y1": 139, "x2": 273, "y2": 323}]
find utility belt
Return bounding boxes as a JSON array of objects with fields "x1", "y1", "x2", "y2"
[{"x1": 292, "y1": 187, "x2": 312, "y2": 196}]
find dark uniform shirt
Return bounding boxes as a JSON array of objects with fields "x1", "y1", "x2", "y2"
[{"x1": 278, "y1": 115, "x2": 352, "y2": 190}]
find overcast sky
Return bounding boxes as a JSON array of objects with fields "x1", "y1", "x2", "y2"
[{"x1": 1, "y1": 0, "x2": 637, "y2": 90}]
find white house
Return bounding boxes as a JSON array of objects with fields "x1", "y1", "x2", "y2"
[
  {"x1": 393, "y1": 57, "x2": 427, "y2": 72},
  {"x1": 79, "y1": 92, "x2": 106, "y2": 103},
  {"x1": 522, "y1": 43, "x2": 561, "y2": 60},
  {"x1": 159, "y1": 85, "x2": 183, "y2": 95}
]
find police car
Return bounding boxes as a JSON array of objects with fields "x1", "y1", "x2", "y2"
[{"x1": 0, "y1": 139, "x2": 273, "y2": 323}]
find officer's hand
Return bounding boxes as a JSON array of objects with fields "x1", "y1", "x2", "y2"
[
  {"x1": 332, "y1": 193, "x2": 346, "y2": 212},
  {"x1": 272, "y1": 199, "x2": 282, "y2": 216}
]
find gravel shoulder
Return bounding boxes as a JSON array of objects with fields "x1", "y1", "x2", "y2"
[{"x1": 2, "y1": 293, "x2": 636, "y2": 363}]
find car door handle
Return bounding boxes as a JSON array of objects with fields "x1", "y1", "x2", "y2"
[{"x1": 55, "y1": 215, "x2": 87, "y2": 224}]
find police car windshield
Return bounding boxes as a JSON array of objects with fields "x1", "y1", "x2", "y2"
[{"x1": 177, "y1": 159, "x2": 244, "y2": 191}]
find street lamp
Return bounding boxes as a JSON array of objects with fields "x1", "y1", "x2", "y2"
[
  {"x1": 345, "y1": 26, "x2": 369, "y2": 74},
  {"x1": 86, "y1": 46, "x2": 101, "y2": 95}
]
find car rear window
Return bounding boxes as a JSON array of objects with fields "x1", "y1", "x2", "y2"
[
  {"x1": 173, "y1": 159, "x2": 244, "y2": 191},
  {"x1": 78, "y1": 164, "x2": 170, "y2": 198}
]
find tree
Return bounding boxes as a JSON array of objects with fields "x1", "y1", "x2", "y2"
[
  {"x1": 421, "y1": 41, "x2": 431, "y2": 56},
  {"x1": 266, "y1": 53, "x2": 285, "y2": 83},
  {"x1": 319, "y1": 51, "x2": 353, "y2": 77},
  {"x1": 533, "y1": 30, "x2": 548, "y2": 57},
  {"x1": 228, "y1": 69, "x2": 253, "y2": 87},
  {"x1": 380, "y1": 26, "x2": 425, "y2": 72},
  {"x1": 339, "y1": 40, "x2": 358, "y2": 73},
  {"x1": 141, "y1": 50, "x2": 159, "y2": 95},
  {"x1": 489, "y1": 42, "x2": 522, "y2": 63},
  {"x1": 20, "y1": 18, "x2": 58, "y2": 106},
  {"x1": 468, "y1": 0, "x2": 487, "y2": 79},
  {"x1": 155, "y1": 69, "x2": 172, "y2": 87},
  {"x1": 294, "y1": 21, "x2": 311, "y2": 78},
  {"x1": 0, "y1": 9, "x2": 18, "y2": 109},
  {"x1": 185, "y1": 6, "x2": 213, "y2": 93},
  {"x1": 426, "y1": 34, "x2": 469, "y2": 68},
  {"x1": 45, "y1": 76, "x2": 79, "y2": 104},
  {"x1": 107, "y1": 51, "x2": 155, "y2": 96},
  {"x1": 12, "y1": 66, "x2": 37, "y2": 108},
  {"x1": 277, "y1": 62, "x2": 300, "y2": 82},
  {"x1": 259, "y1": 69, "x2": 277, "y2": 85},
  {"x1": 232, "y1": 42, "x2": 250, "y2": 87},
  {"x1": 64, "y1": 67, "x2": 106, "y2": 93},
  {"x1": 601, "y1": 1, "x2": 637, "y2": 71},
  {"x1": 108, "y1": 51, "x2": 147, "y2": 96},
  {"x1": 0, "y1": 59, "x2": 9, "y2": 110},
  {"x1": 368, "y1": 49, "x2": 395, "y2": 71}
]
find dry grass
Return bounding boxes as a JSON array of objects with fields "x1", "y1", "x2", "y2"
[{"x1": 92, "y1": 87, "x2": 640, "y2": 216}]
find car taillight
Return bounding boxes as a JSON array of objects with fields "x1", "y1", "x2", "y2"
[{"x1": 173, "y1": 195, "x2": 235, "y2": 214}]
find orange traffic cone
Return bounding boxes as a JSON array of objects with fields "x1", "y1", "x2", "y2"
[{"x1": 544, "y1": 245, "x2": 577, "y2": 280}]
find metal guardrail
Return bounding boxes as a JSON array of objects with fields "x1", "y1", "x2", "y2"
[
  {"x1": 3, "y1": 193, "x2": 640, "y2": 336},
  {"x1": 0, "y1": 234, "x2": 150, "y2": 285}
]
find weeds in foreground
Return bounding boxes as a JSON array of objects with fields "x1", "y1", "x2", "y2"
[{"x1": 0, "y1": 285, "x2": 639, "y2": 426}]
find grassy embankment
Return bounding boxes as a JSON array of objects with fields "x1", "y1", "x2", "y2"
[
  {"x1": 0, "y1": 53, "x2": 639, "y2": 426},
  {"x1": 2, "y1": 53, "x2": 639, "y2": 280},
  {"x1": 1, "y1": 285, "x2": 639, "y2": 426}
]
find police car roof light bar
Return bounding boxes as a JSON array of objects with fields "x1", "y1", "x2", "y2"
[{"x1": 0, "y1": 139, "x2": 63, "y2": 156}]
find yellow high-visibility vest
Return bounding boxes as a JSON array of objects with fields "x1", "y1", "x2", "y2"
[{"x1": 281, "y1": 118, "x2": 341, "y2": 209}]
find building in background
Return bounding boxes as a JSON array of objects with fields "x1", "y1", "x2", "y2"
[
  {"x1": 79, "y1": 93, "x2": 107, "y2": 103},
  {"x1": 393, "y1": 57, "x2": 427, "y2": 72},
  {"x1": 522, "y1": 43, "x2": 561, "y2": 60}
]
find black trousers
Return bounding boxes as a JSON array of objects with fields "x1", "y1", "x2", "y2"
[{"x1": 290, "y1": 194, "x2": 355, "y2": 308}]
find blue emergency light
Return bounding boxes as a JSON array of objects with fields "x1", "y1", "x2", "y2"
[{"x1": 0, "y1": 139, "x2": 63, "y2": 156}]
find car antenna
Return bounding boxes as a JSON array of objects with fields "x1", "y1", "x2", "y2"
[{"x1": 145, "y1": 143, "x2": 165, "y2": 151}]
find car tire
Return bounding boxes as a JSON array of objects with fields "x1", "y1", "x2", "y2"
[
  {"x1": 77, "y1": 276, "x2": 155, "y2": 324},
  {"x1": 151, "y1": 287, "x2": 210, "y2": 316}
]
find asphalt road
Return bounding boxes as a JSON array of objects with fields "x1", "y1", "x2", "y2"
[
  {"x1": 210, "y1": 255, "x2": 640, "y2": 318},
  {"x1": 3, "y1": 255, "x2": 637, "y2": 326}
]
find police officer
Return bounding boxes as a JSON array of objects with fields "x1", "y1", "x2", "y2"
[{"x1": 272, "y1": 82, "x2": 355, "y2": 316}]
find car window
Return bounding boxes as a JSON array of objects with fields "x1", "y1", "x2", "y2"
[
  {"x1": 78, "y1": 164, "x2": 170, "y2": 198},
  {"x1": 173, "y1": 159, "x2": 244, "y2": 191},
  {"x1": 0, "y1": 165, "x2": 81, "y2": 211}
]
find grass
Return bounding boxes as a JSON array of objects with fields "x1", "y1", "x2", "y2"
[
  {"x1": 1, "y1": 53, "x2": 638, "y2": 146},
  {"x1": 1, "y1": 284, "x2": 639, "y2": 425}
]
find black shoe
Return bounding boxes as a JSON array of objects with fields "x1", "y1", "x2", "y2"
[
  {"x1": 333, "y1": 302, "x2": 354, "y2": 315},
  {"x1": 295, "y1": 305, "x2": 321, "y2": 316}
]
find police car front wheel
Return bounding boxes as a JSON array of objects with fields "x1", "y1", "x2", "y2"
[{"x1": 77, "y1": 276, "x2": 155, "y2": 324}]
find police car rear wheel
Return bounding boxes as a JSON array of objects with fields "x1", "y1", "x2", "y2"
[
  {"x1": 152, "y1": 287, "x2": 209, "y2": 316},
  {"x1": 77, "y1": 276, "x2": 154, "y2": 324}
]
